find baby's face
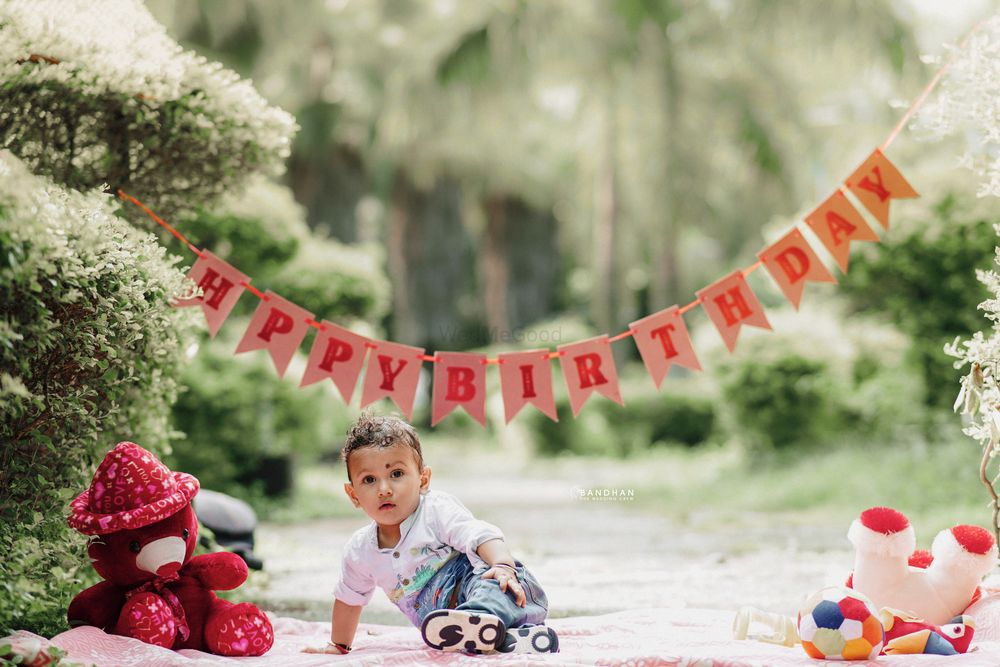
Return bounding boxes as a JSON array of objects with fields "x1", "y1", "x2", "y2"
[{"x1": 344, "y1": 442, "x2": 430, "y2": 527}]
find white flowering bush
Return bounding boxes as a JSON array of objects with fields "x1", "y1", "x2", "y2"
[
  {"x1": 0, "y1": 0, "x2": 296, "y2": 221},
  {"x1": 914, "y1": 15, "x2": 1000, "y2": 197},
  {"x1": 948, "y1": 227, "x2": 1000, "y2": 543},
  {"x1": 0, "y1": 151, "x2": 195, "y2": 635}
]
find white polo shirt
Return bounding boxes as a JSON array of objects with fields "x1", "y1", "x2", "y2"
[{"x1": 333, "y1": 489, "x2": 504, "y2": 623}]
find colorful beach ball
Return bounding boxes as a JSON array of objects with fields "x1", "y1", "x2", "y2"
[{"x1": 797, "y1": 586, "x2": 884, "y2": 660}]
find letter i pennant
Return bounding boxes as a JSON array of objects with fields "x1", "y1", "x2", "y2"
[
  {"x1": 498, "y1": 349, "x2": 558, "y2": 423},
  {"x1": 173, "y1": 250, "x2": 248, "y2": 337},
  {"x1": 558, "y1": 335, "x2": 623, "y2": 417},
  {"x1": 359, "y1": 340, "x2": 425, "y2": 419},
  {"x1": 235, "y1": 291, "x2": 314, "y2": 378},
  {"x1": 758, "y1": 228, "x2": 836, "y2": 309},
  {"x1": 432, "y1": 352, "x2": 487, "y2": 427},
  {"x1": 696, "y1": 271, "x2": 771, "y2": 352},
  {"x1": 844, "y1": 148, "x2": 918, "y2": 230}
]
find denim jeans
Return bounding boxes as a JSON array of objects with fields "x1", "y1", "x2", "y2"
[{"x1": 414, "y1": 554, "x2": 549, "y2": 630}]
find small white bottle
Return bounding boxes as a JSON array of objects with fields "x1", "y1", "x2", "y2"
[{"x1": 732, "y1": 606, "x2": 800, "y2": 647}]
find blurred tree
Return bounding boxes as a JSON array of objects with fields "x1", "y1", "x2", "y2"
[{"x1": 148, "y1": 0, "x2": 920, "y2": 352}]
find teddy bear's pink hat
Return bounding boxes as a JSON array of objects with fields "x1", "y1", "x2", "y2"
[{"x1": 68, "y1": 441, "x2": 199, "y2": 536}]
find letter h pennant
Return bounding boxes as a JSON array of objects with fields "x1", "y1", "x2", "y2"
[
  {"x1": 696, "y1": 270, "x2": 772, "y2": 353},
  {"x1": 173, "y1": 250, "x2": 248, "y2": 338}
]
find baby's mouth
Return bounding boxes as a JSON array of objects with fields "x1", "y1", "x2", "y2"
[{"x1": 379, "y1": 501, "x2": 396, "y2": 511}]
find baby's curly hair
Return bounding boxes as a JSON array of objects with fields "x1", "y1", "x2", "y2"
[{"x1": 342, "y1": 412, "x2": 424, "y2": 480}]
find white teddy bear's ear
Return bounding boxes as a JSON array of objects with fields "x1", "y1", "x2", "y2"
[
  {"x1": 848, "y1": 506, "x2": 916, "y2": 558},
  {"x1": 930, "y1": 526, "x2": 998, "y2": 580}
]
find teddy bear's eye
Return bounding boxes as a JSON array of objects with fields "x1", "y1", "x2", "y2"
[
  {"x1": 129, "y1": 540, "x2": 141, "y2": 553},
  {"x1": 182, "y1": 528, "x2": 189, "y2": 540}
]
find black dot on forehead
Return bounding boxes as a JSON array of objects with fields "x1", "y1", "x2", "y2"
[{"x1": 385, "y1": 463, "x2": 390, "y2": 468}]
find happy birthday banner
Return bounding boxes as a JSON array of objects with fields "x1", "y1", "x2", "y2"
[{"x1": 119, "y1": 146, "x2": 917, "y2": 428}]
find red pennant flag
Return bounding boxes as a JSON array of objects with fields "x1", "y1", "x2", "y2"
[
  {"x1": 431, "y1": 352, "x2": 487, "y2": 427},
  {"x1": 173, "y1": 250, "x2": 249, "y2": 338},
  {"x1": 696, "y1": 270, "x2": 772, "y2": 353},
  {"x1": 558, "y1": 335, "x2": 623, "y2": 417},
  {"x1": 359, "y1": 340, "x2": 425, "y2": 419},
  {"x1": 804, "y1": 190, "x2": 880, "y2": 273},
  {"x1": 498, "y1": 349, "x2": 558, "y2": 423},
  {"x1": 299, "y1": 321, "x2": 371, "y2": 404},
  {"x1": 234, "y1": 291, "x2": 314, "y2": 378},
  {"x1": 758, "y1": 228, "x2": 837, "y2": 310},
  {"x1": 629, "y1": 306, "x2": 701, "y2": 390},
  {"x1": 844, "y1": 148, "x2": 918, "y2": 229}
]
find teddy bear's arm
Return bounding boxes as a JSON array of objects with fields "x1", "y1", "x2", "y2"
[
  {"x1": 67, "y1": 580, "x2": 126, "y2": 630},
  {"x1": 184, "y1": 552, "x2": 249, "y2": 590}
]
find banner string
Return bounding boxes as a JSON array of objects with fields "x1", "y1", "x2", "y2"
[{"x1": 113, "y1": 18, "x2": 980, "y2": 366}]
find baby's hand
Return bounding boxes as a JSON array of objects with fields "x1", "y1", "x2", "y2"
[
  {"x1": 481, "y1": 564, "x2": 526, "y2": 607},
  {"x1": 302, "y1": 643, "x2": 351, "y2": 655}
]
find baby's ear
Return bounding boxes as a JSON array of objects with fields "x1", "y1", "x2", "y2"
[
  {"x1": 343, "y1": 482, "x2": 361, "y2": 507},
  {"x1": 420, "y1": 466, "x2": 432, "y2": 493}
]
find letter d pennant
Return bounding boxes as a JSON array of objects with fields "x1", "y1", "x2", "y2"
[{"x1": 758, "y1": 228, "x2": 836, "y2": 310}]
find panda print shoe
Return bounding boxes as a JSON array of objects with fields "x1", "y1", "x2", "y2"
[
  {"x1": 420, "y1": 609, "x2": 506, "y2": 653},
  {"x1": 497, "y1": 624, "x2": 560, "y2": 653}
]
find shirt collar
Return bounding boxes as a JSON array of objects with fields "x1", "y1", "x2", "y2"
[{"x1": 370, "y1": 492, "x2": 427, "y2": 550}]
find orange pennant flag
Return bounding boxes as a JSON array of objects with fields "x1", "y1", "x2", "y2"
[
  {"x1": 431, "y1": 352, "x2": 487, "y2": 427},
  {"x1": 844, "y1": 148, "x2": 918, "y2": 229},
  {"x1": 696, "y1": 270, "x2": 772, "y2": 353},
  {"x1": 173, "y1": 250, "x2": 249, "y2": 338},
  {"x1": 498, "y1": 349, "x2": 558, "y2": 423},
  {"x1": 804, "y1": 190, "x2": 880, "y2": 273},
  {"x1": 558, "y1": 335, "x2": 623, "y2": 417},
  {"x1": 359, "y1": 340, "x2": 425, "y2": 419},
  {"x1": 299, "y1": 321, "x2": 371, "y2": 404},
  {"x1": 758, "y1": 228, "x2": 837, "y2": 310},
  {"x1": 234, "y1": 291, "x2": 314, "y2": 378},
  {"x1": 629, "y1": 306, "x2": 701, "y2": 389}
]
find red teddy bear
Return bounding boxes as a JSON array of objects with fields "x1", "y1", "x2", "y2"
[{"x1": 66, "y1": 442, "x2": 274, "y2": 656}]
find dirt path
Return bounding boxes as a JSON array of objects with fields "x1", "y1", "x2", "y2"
[{"x1": 252, "y1": 464, "x2": 854, "y2": 626}]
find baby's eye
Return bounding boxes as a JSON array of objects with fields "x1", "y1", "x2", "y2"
[
  {"x1": 363, "y1": 475, "x2": 375, "y2": 484},
  {"x1": 391, "y1": 469, "x2": 404, "y2": 478}
]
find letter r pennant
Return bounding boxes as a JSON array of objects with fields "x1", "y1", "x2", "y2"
[{"x1": 557, "y1": 335, "x2": 623, "y2": 417}]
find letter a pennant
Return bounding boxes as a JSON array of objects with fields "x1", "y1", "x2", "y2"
[
  {"x1": 173, "y1": 250, "x2": 248, "y2": 338},
  {"x1": 558, "y1": 335, "x2": 623, "y2": 417},
  {"x1": 758, "y1": 228, "x2": 836, "y2": 309},
  {"x1": 696, "y1": 271, "x2": 771, "y2": 353},
  {"x1": 234, "y1": 290, "x2": 314, "y2": 378},
  {"x1": 431, "y1": 352, "x2": 487, "y2": 427},
  {"x1": 844, "y1": 148, "x2": 918, "y2": 230},
  {"x1": 359, "y1": 340, "x2": 425, "y2": 419},
  {"x1": 804, "y1": 191, "x2": 880, "y2": 273},
  {"x1": 498, "y1": 349, "x2": 558, "y2": 423}
]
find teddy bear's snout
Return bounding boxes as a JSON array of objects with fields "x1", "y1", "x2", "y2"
[{"x1": 136, "y1": 536, "x2": 187, "y2": 577}]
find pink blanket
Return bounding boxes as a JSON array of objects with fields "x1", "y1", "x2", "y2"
[{"x1": 11, "y1": 604, "x2": 1000, "y2": 666}]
